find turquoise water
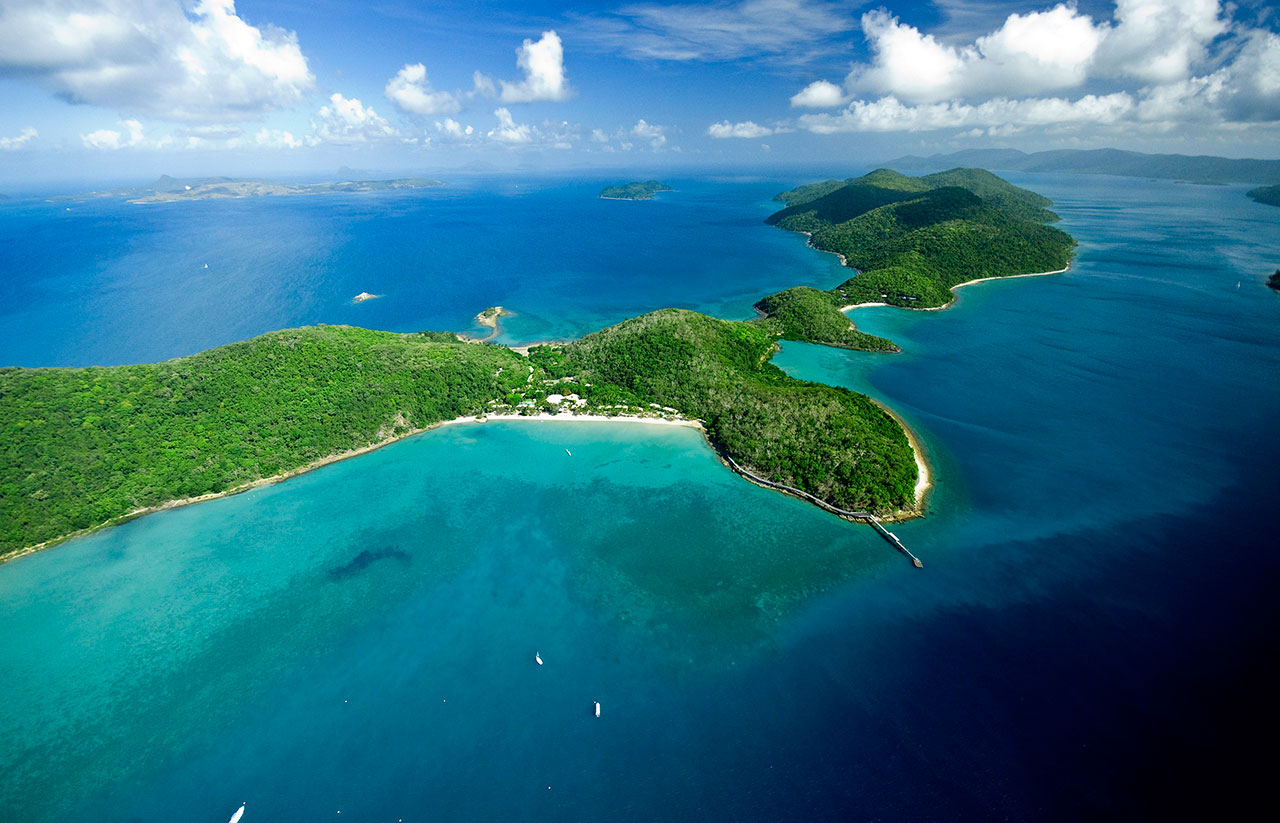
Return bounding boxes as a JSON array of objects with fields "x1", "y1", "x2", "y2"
[{"x1": 2, "y1": 173, "x2": 1279, "y2": 819}]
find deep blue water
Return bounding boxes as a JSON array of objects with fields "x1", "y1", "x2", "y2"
[
  {"x1": 0, "y1": 177, "x2": 844, "y2": 367},
  {"x1": 1, "y1": 173, "x2": 1278, "y2": 821}
]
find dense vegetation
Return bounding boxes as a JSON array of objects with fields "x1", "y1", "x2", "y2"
[
  {"x1": 1, "y1": 313, "x2": 919, "y2": 558},
  {"x1": 1248, "y1": 185, "x2": 1280, "y2": 207},
  {"x1": 3, "y1": 168, "x2": 1076, "y2": 558},
  {"x1": 753, "y1": 287, "x2": 898, "y2": 352},
  {"x1": 599, "y1": 180, "x2": 673, "y2": 200},
  {"x1": 761, "y1": 168, "x2": 1074, "y2": 312},
  {"x1": 0, "y1": 327, "x2": 535, "y2": 556},
  {"x1": 545, "y1": 310, "x2": 916, "y2": 513}
]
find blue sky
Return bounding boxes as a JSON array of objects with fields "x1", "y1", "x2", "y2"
[{"x1": 2, "y1": 0, "x2": 1279, "y2": 182}]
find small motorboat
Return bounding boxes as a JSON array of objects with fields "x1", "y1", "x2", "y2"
[
  {"x1": 565, "y1": 448, "x2": 572, "y2": 456},
  {"x1": 535, "y1": 652, "x2": 543, "y2": 665},
  {"x1": 229, "y1": 804, "x2": 245, "y2": 823},
  {"x1": 594, "y1": 701, "x2": 601, "y2": 718}
]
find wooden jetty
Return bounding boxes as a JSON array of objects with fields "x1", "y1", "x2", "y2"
[{"x1": 722, "y1": 455, "x2": 923, "y2": 568}]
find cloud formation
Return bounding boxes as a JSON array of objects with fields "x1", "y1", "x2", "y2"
[
  {"x1": 632, "y1": 119, "x2": 667, "y2": 148},
  {"x1": 791, "y1": 80, "x2": 847, "y2": 108},
  {"x1": 0, "y1": 127, "x2": 38, "y2": 150},
  {"x1": 81, "y1": 119, "x2": 147, "y2": 150},
  {"x1": 569, "y1": 0, "x2": 858, "y2": 62},
  {"x1": 476, "y1": 31, "x2": 571, "y2": 103},
  {"x1": 385, "y1": 64, "x2": 461, "y2": 115},
  {"x1": 794, "y1": 0, "x2": 1280, "y2": 136},
  {"x1": 707, "y1": 120, "x2": 775, "y2": 138},
  {"x1": 310, "y1": 94, "x2": 399, "y2": 145},
  {"x1": 489, "y1": 107, "x2": 534, "y2": 142},
  {"x1": 0, "y1": 0, "x2": 313, "y2": 122}
]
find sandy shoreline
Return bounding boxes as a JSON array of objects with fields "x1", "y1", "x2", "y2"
[
  {"x1": 869, "y1": 400, "x2": 932, "y2": 513},
  {"x1": 3, "y1": 411, "x2": 704, "y2": 564},
  {"x1": 840, "y1": 265, "x2": 1070, "y2": 313}
]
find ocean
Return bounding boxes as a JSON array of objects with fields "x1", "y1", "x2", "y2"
[{"x1": 1, "y1": 172, "x2": 1277, "y2": 821}]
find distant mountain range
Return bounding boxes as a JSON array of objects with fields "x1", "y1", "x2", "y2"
[{"x1": 889, "y1": 148, "x2": 1280, "y2": 185}]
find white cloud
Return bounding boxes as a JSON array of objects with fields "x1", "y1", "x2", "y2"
[
  {"x1": 707, "y1": 120, "x2": 775, "y2": 138},
  {"x1": 591, "y1": 128, "x2": 609, "y2": 142},
  {"x1": 791, "y1": 80, "x2": 847, "y2": 108},
  {"x1": 631, "y1": 119, "x2": 667, "y2": 148},
  {"x1": 255, "y1": 128, "x2": 301, "y2": 149},
  {"x1": 850, "y1": 5, "x2": 1104, "y2": 104},
  {"x1": 309, "y1": 94, "x2": 399, "y2": 145},
  {"x1": 477, "y1": 31, "x2": 571, "y2": 104},
  {"x1": 385, "y1": 63, "x2": 461, "y2": 115},
  {"x1": 435, "y1": 118, "x2": 475, "y2": 140},
  {"x1": 0, "y1": 0, "x2": 313, "y2": 122},
  {"x1": 488, "y1": 107, "x2": 533, "y2": 143},
  {"x1": 798, "y1": 93, "x2": 1135, "y2": 133},
  {"x1": 568, "y1": 0, "x2": 859, "y2": 63},
  {"x1": 1095, "y1": 0, "x2": 1226, "y2": 84},
  {"x1": 792, "y1": 0, "x2": 1280, "y2": 137},
  {"x1": 0, "y1": 127, "x2": 38, "y2": 150},
  {"x1": 81, "y1": 119, "x2": 146, "y2": 150}
]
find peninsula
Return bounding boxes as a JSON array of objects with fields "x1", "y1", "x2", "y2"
[
  {"x1": 1248, "y1": 185, "x2": 1280, "y2": 207},
  {"x1": 0, "y1": 168, "x2": 1073, "y2": 563},
  {"x1": 599, "y1": 180, "x2": 672, "y2": 200}
]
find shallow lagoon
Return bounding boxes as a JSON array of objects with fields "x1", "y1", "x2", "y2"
[{"x1": 2, "y1": 172, "x2": 1278, "y2": 820}]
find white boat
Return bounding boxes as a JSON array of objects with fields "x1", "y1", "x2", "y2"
[
  {"x1": 594, "y1": 701, "x2": 601, "y2": 717},
  {"x1": 535, "y1": 652, "x2": 543, "y2": 665},
  {"x1": 565, "y1": 448, "x2": 572, "y2": 456},
  {"x1": 229, "y1": 804, "x2": 245, "y2": 823}
]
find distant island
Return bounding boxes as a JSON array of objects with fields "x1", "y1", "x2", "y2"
[
  {"x1": 52, "y1": 174, "x2": 442, "y2": 204},
  {"x1": 599, "y1": 180, "x2": 672, "y2": 200},
  {"x1": 1268, "y1": 270, "x2": 1280, "y2": 292},
  {"x1": 1248, "y1": 185, "x2": 1280, "y2": 207},
  {"x1": 0, "y1": 168, "x2": 1073, "y2": 563},
  {"x1": 755, "y1": 168, "x2": 1074, "y2": 345},
  {"x1": 130, "y1": 176, "x2": 442, "y2": 204},
  {"x1": 891, "y1": 148, "x2": 1280, "y2": 186}
]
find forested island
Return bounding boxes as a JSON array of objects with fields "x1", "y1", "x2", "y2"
[
  {"x1": 754, "y1": 168, "x2": 1074, "y2": 344},
  {"x1": 599, "y1": 180, "x2": 672, "y2": 200},
  {"x1": 1, "y1": 168, "x2": 1073, "y2": 562},
  {"x1": 1248, "y1": 185, "x2": 1280, "y2": 207},
  {"x1": 1268, "y1": 270, "x2": 1280, "y2": 292}
]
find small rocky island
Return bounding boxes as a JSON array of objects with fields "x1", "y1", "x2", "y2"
[
  {"x1": 599, "y1": 180, "x2": 672, "y2": 200},
  {"x1": 1268, "y1": 270, "x2": 1280, "y2": 292}
]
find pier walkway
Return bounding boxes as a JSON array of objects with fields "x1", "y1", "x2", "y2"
[{"x1": 723, "y1": 455, "x2": 923, "y2": 568}]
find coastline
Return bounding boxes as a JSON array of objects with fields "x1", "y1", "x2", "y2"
[
  {"x1": 2, "y1": 411, "x2": 703, "y2": 565},
  {"x1": 840, "y1": 265, "x2": 1071, "y2": 313},
  {"x1": 801, "y1": 230, "x2": 849, "y2": 267},
  {"x1": 870, "y1": 399, "x2": 932, "y2": 515}
]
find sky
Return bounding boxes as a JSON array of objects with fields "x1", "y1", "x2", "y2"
[{"x1": 1, "y1": 0, "x2": 1279, "y2": 183}]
